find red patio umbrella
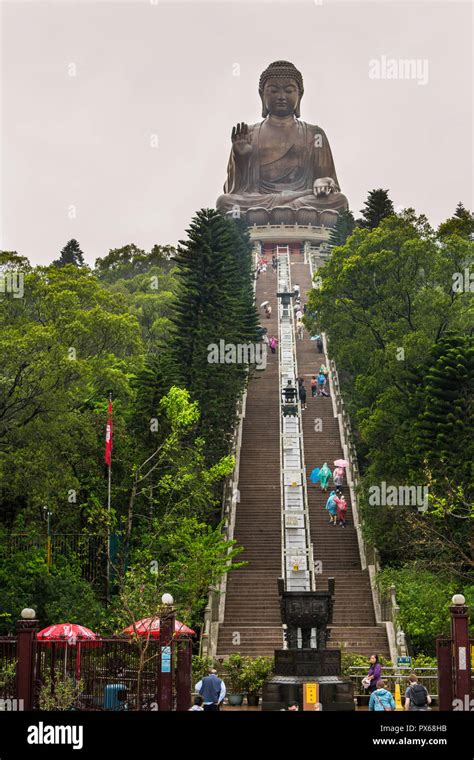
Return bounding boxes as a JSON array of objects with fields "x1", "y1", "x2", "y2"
[
  {"x1": 37, "y1": 623, "x2": 100, "y2": 679},
  {"x1": 123, "y1": 618, "x2": 195, "y2": 638}
]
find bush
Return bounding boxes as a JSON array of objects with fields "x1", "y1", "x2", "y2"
[
  {"x1": 192, "y1": 655, "x2": 218, "y2": 685},
  {"x1": 0, "y1": 660, "x2": 17, "y2": 699},
  {"x1": 37, "y1": 669, "x2": 83, "y2": 711},
  {"x1": 377, "y1": 565, "x2": 474, "y2": 655},
  {"x1": 239, "y1": 656, "x2": 273, "y2": 695},
  {"x1": 341, "y1": 652, "x2": 392, "y2": 677},
  {"x1": 0, "y1": 549, "x2": 105, "y2": 634},
  {"x1": 411, "y1": 654, "x2": 437, "y2": 668},
  {"x1": 223, "y1": 653, "x2": 246, "y2": 694}
]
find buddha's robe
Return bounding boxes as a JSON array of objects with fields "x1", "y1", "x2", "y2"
[{"x1": 216, "y1": 119, "x2": 348, "y2": 214}]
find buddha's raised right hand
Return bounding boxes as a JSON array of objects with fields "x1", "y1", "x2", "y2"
[{"x1": 231, "y1": 122, "x2": 252, "y2": 158}]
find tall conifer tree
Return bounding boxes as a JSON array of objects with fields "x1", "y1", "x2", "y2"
[
  {"x1": 358, "y1": 189, "x2": 394, "y2": 229},
  {"x1": 329, "y1": 209, "x2": 356, "y2": 247},
  {"x1": 53, "y1": 239, "x2": 85, "y2": 267},
  {"x1": 170, "y1": 209, "x2": 258, "y2": 460}
]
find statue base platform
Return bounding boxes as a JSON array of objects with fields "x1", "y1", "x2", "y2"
[
  {"x1": 234, "y1": 206, "x2": 340, "y2": 229},
  {"x1": 262, "y1": 649, "x2": 355, "y2": 711},
  {"x1": 248, "y1": 222, "x2": 330, "y2": 246}
]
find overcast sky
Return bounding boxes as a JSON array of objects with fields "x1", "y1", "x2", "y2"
[{"x1": 1, "y1": 0, "x2": 472, "y2": 266}]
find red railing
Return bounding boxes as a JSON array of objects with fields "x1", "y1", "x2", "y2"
[{"x1": 31, "y1": 636, "x2": 193, "y2": 711}]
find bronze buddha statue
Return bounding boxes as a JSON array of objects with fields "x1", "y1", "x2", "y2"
[{"x1": 216, "y1": 60, "x2": 348, "y2": 227}]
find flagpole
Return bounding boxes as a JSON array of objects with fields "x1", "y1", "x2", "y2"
[
  {"x1": 107, "y1": 453, "x2": 112, "y2": 604},
  {"x1": 106, "y1": 390, "x2": 113, "y2": 605}
]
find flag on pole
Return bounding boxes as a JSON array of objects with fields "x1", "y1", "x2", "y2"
[{"x1": 105, "y1": 397, "x2": 113, "y2": 466}]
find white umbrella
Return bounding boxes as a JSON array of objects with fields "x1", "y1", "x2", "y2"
[{"x1": 260, "y1": 301, "x2": 269, "y2": 308}]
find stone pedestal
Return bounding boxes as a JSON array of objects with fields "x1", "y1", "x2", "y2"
[
  {"x1": 262, "y1": 649, "x2": 354, "y2": 711},
  {"x1": 261, "y1": 580, "x2": 355, "y2": 711}
]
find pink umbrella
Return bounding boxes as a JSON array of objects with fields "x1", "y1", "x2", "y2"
[
  {"x1": 37, "y1": 623, "x2": 100, "y2": 680},
  {"x1": 123, "y1": 618, "x2": 195, "y2": 638},
  {"x1": 334, "y1": 459, "x2": 349, "y2": 468}
]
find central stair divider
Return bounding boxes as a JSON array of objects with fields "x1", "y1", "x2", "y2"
[{"x1": 277, "y1": 247, "x2": 315, "y2": 619}]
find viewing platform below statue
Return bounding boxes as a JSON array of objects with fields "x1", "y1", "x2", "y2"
[
  {"x1": 249, "y1": 223, "x2": 332, "y2": 269},
  {"x1": 248, "y1": 222, "x2": 331, "y2": 247}
]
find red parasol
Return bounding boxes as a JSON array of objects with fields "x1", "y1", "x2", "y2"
[
  {"x1": 123, "y1": 618, "x2": 195, "y2": 637},
  {"x1": 37, "y1": 623, "x2": 100, "y2": 680},
  {"x1": 37, "y1": 623, "x2": 99, "y2": 643}
]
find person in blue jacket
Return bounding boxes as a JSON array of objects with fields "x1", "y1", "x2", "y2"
[{"x1": 368, "y1": 680, "x2": 396, "y2": 711}]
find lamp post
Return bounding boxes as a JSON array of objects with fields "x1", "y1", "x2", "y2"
[
  {"x1": 158, "y1": 593, "x2": 175, "y2": 711},
  {"x1": 16, "y1": 608, "x2": 38, "y2": 710},
  {"x1": 450, "y1": 594, "x2": 470, "y2": 706},
  {"x1": 43, "y1": 507, "x2": 52, "y2": 569}
]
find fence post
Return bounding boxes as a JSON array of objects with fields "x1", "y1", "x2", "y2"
[
  {"x1": 176, "y1": 637, "x2": 192, "y2": 711},
  {"x1": 450, "y1": 595, "x2": 471, "y2": 705},
  {"x1": 436, "y1": 637, "x2": 454, "y2": 711},
  {"x1": 16, "y1": 610, "x2": 38, "y2": 710},
  {"x1": 158, "y1": 607, "x2": 175, "y2": 711}
]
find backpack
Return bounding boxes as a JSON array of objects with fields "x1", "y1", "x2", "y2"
[{"x1": 409, "y1": 684, "x2": 428, "y2": 707}]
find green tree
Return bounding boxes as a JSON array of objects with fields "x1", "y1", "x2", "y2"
[
  {"x1": 52, "y1": 239, "x2": 85, "y2": 268},
  {"x1": 306, "y1": 212, "x2": 473, "y2": 579},
  {"x1": 413, "y1": 333, "x2": 473, "y2": 499},
  {"x1": 358, "y1": 188, "x2": 394, "y2": 229},
  {"x1": 95, "y1": 245, "x2": 179, "y2": 353},
  {"x1": 95, "y1": 244, "x2": 176, "y2": 283},
  {"x1": 377, "y1": 566, "x2": 474, "y2": 655},
  {"x1": 0, "y1": 264, "x2": 142, "y2": 532},
  {"x1": 170, "y1": 209, "x2": 258, "y2": 461},
  {"x1": 0, "y1": 251, "x2": 31, "y2": 271},
  {"x1": 329, "y1": 209, "x2": 356, "y2": 247},
  {"x1": 438, "y1": 203, "x2": 474, "y2": 240},
  {"x1": 113, "y1": 516, "x2": 244, "y2": 629},
  {"x1": 0, "y1": 543, "x2": 105, "y2": 634},
  {"x1": 122, "y1": 386, "x2": 235, "y2": 548}
]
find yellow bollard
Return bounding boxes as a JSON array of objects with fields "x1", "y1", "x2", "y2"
[{"x1": 394, "y1": 682, "x2": 403, "y2": 710}]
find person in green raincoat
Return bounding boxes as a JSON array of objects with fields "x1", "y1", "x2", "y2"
[{"x1": 319, "y1": 462, "x2": 332, "y2": 491}]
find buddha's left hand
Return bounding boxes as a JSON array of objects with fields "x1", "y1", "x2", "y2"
[{"x1": 313, "y1": 178, "x2": 336, "y2": 196}]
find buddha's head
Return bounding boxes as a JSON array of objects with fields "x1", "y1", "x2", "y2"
[{"x1": 259, "y1": 60, "x2": 304, "y2": 118}]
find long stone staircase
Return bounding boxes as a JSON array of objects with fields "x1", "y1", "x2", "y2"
[
  {"x1": 292, "y1": 257, "x2": 390, "y2": 658},
  {"x1": 216, "y1": 265, "x2": 283, "y2": 657},
  {"x1": 216, "y1": 252, "x2": 390, "y2": 660}
]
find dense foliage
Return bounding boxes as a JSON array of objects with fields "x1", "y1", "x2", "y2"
[
  {"x1": 0, "y1": 211, "x2": 257, "y2": 634},
  {"x1": 170, "y1": 210, "x2": 259, "y2": 461},
  {"x1": 377, "y1": 567, "x2": 474, "y2": 655},
  {"x1": 306, "y1": 202, "x2": 474, "y2": 653}
]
